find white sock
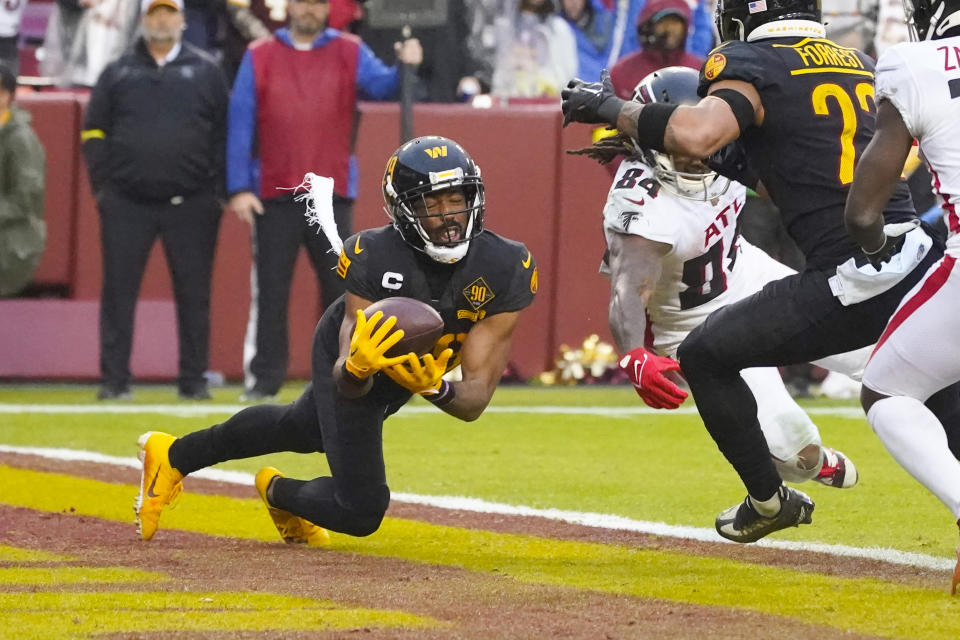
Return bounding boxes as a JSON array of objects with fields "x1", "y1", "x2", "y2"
[
  {"x1": 749, "y1": 490, "x2": 782, "y2": 516},
  {"x1": 868, "y1": 396, "x2": 960, "y2": 519}
]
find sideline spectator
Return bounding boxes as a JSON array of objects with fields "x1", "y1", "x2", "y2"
[
  {"x1": 0, "y1": 63, "x2": 45, "y2": 298},
  {"x1": 607, "y1": 0, "x2": 714, "y2": 66},
  {"x1": 609, "y1": 0, "x2": 703, "y2": 99},
  {"x1": 0, "y1": 0, "x2": 29, "y2": 74},
  {"x1": 874, "y1": 0, "x2": 909, "y2": 55},
  {"x1": 82, "y1": 0, "x2": 228, "y2": 400},
  {"x1": 491, "y1": 0, "x2": 578, "y2": 99},
  {"x1": 560, "y1": 0, "x2": 615, "y2": 82},
  {"x1": 686, "y1": 0, "x2": 716, "y2": 57},
  {"x1": 41, "y1": 0, "x2": 141, "y2": 88},
  {"x1": 227, "y1": 0, "x2": 422, "y2": 401},
  {"x1": 182, "y1": 0, "x2": 223, "y2": 53},
  {"x1": 223, "y1": 0, "x2": 362, "y2": 80},
  {"x1": 465, "y1": 0, "x2": 498, "y2": 92},
  {"x1": 359, "y1": 0, "x2": 480, "y2": 102}
]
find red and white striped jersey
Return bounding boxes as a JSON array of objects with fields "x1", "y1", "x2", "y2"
[{"x1": 876, "y1": 36, "x2": 960, "y2": 243}]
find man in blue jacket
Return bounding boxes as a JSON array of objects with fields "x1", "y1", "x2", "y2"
[{"x1": 226, "y1": 0, "x2": 422, "y2": 401}]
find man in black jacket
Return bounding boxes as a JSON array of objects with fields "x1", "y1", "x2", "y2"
[{"x1": 82, "y1": 0, "x2": 229, "y2": 400}]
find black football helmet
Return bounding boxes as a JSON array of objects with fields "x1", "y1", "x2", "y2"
[
  {"x1": 903, "y1": 0, "x2": 960, "y2": 40},
  {"x1": 382, "y1": 136, "x2": 485, "y2": 264},
  {"x1": 715, "y1": 0, "x2": 821, "y2": 42},
  {"x1": 631, "y1": 67, "x2": 730, "y2": 200}
]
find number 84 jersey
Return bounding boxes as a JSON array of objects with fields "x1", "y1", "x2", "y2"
[{"x1": 602, "y1": 159, "x2": 786, "y2": 356}]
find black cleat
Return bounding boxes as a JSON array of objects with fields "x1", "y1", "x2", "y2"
[{"x1": 716, "y1": 485, "x2": 814, "y2": 543}]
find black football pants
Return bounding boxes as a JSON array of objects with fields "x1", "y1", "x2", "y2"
[
  {"x1": 170, "y1": 300, "x2": 411, "y2": 536},
  {"x1": 677, "y1": 239, "x2": 960, "y2": 502},
  {"x1": 98, "y1": 189, "x2": 221, "y2": 392},
  {"x1": 244, "y1": 196, "x2": 352, "y2": 395}
]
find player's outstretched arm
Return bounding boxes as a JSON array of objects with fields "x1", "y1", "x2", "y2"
[
  {"x1": 441, "y1": 311, "x2": 523, "y2": 422},
  {"x1": 618, "y1": 80, "x2": 762, "y2": 160},
  {"x1": 562, "y1": 71, "x2": 761, "y2": 160},
  {"x1": 607, "y1": 232, "x2": 668, "y2": 354},
  {"x1": 844, "y1": 99, "x2": 916, "y2": 263},
  {"x1": 607, "y1": 233, "x2": 688, "y2": 409}
]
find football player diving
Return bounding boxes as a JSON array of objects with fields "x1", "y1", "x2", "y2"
[
  {"x1": 562, "y1": 0, "x2": 959, "y2": 544},
  {"x1": 133, "y1": 136, "x2": 538, "y2": 544}
]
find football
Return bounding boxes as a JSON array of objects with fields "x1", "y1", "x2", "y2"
[{"x1": 364, "y1": 297, "x2": 444, "y2": 358}]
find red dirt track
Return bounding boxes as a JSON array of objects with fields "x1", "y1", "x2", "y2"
[{"x1": 0, "y1": 452, "x2": 940, "y2": 638}]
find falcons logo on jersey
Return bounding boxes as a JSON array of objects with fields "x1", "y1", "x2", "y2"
[{"x1": 619, "y1": 211, "x2": 641, "y2": 229}]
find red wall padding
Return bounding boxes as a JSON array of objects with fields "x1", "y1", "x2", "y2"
[
  {"x1": 18, "y1": 93, "x2": 80, "y2": 288},
  {"x1": 1, "y1": 99, "x2": 615, "y2": 381}
]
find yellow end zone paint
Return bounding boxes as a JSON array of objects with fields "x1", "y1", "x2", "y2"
[
  {"x1": 0, "y1": 545, "x2": 74, "y2": 562},
  {"x1": 1, "y1": 592, "x2": 435, "y2": 640},
  {"x1": 0, "y1": 464, "x2": 441, "y2": 637},
  {"x1": 0, "y1": 566, "x2": 160, "y2": 585},
  {"x1": 3, "y1": 465, "x2": 960, "y2": 639}
]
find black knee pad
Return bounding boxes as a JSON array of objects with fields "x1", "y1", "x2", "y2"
[
  {"x1": 339, "y1": 484, "x2": 390, "y2": 537},
  {"x1": 341, "y1": 509, "x2": 387, "y2": 537}
]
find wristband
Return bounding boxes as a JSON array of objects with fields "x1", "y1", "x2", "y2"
[
  {"x1": 341, "y1": 362, "x2": 366, "y2": 384},
  {"x1": 710, "y1": 88, "x2": 756, "y2": 134},
  {"x1": 424, "y1": 380, "x2": 456, "y2": 407},
  {"x1": 597, "y1": 95, "x2": 627, "y2": 128},
  {"x1": 634, "y1": 103, "x2": 678, "y2": 152}
]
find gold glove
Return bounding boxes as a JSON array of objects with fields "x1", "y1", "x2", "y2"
[
  {"x1": 344, "y1": 309, "x2": 409, "y2": 378},
  {"x1": 383, "y1": 348, "x2": 454, "y2": 395}
]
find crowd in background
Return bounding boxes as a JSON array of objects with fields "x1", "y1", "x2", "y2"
[{"x1": 7, "y1": 0, "x2": 898, "y2": 98}]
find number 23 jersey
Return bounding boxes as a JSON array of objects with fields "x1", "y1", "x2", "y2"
[
  {"x1": 602, "y1": 159, "x2": 782, "y2": 355},
  {"x1": 698, "y1": 37, "x2": 915, "y2": 270}
]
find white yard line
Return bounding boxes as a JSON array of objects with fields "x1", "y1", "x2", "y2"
[
  {"x1": 0, "y1": 443, "x2": 951, "y2": 572},
  {"x1": 0, "y1": 403, "x2": 869, "y2": 419}
]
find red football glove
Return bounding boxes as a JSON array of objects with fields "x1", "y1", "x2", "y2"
[{"x1": 619, "y1": 347, "x2": 689, "y2": 409}]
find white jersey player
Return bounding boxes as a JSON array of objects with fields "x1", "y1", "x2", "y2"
[
  {"x1": 589, "y1": 67, "x2": 862, "y2": 488},
  {"x1": 843, "y1": 0, "x2": 960, "y2": 593}
]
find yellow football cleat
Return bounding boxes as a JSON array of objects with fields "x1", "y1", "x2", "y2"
[
  {"x1": 134, "y1": 431, "x2": 184, "y2": 541},
  {"x1": 255, "y1": 467, "x2": 330, "y2": 546}
]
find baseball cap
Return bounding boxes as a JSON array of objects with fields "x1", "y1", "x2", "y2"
[{"x1": 141, "y1": 0, "x2": 183, "y2": 13}]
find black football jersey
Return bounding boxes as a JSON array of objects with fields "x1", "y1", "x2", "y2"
[
  {"x1": 698, "y1": 38, "x2": 916, "y2": 270},
  {"x1": 335, "y1": 225, "x2": 537, "y2": 369}
]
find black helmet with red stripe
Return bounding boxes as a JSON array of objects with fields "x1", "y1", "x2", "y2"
[{"x1": 631, "y1": 67, "x2": 731, "y2": 200}]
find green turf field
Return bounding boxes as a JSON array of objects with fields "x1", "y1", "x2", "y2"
[{"x1": 0, "y1": 383, "x2": 955, "y2": 559}]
